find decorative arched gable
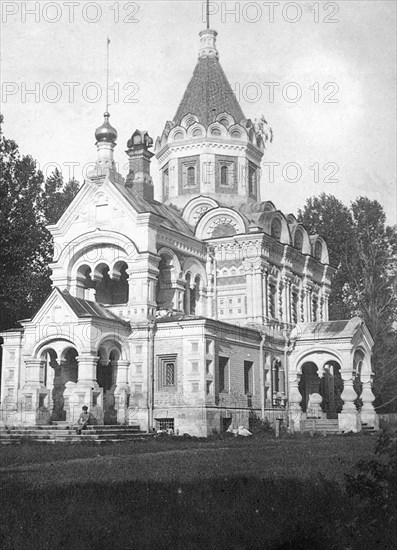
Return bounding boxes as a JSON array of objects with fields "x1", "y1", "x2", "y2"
[
  {"x1": 195, "y1": 207, "x2": 247, "y2": 240},
  {"x1": 310, "y1": 236, "x2": 329, "y2": 264},
  {"x1": 183, "y1": 196, "x2": 219, "y2": 227}
]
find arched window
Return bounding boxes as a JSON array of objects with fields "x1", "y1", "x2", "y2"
[
  {"x1": 112, "y1": 262, "x2": 129, "y2": 304},
  {"x1": 95, "y1": 265, "x2": 112, "y2": 304},
  {"x1": 162, "y1": 167, "x2": 169, "y2": 201},
  {"x1": 211, "y1": 223, "x2": 236, "y2": 238},
  {"x1": 220, "y1": 165, "x2": 228, "y2": 186},
  {"x1": 187, "y1": 166, "x2": 195, "y2": 187},
  {"x1": 184, "y1": 273, "x2": 191, "y2": 314},
  {"x1": 248, "y1": 166, "x2": 256, "y2": 198},
  {"x1": 192, "y1": 128, "x2": 202, "y2": 137},
  {"x1": 211, "y1": 128, "x2": 221, "y2": 136},
  {"x1": 231, "y1": 130, "x2": 241, "y2": 138},
  {"x1": 173, "y1": 131, "x2": 183, "y2": 141},
  {"x1": 314, "y1": 241, "x2": 322, "y2": 261},
  {"x1": 294, "y1": 230, "x2": 303, "y2": 251},
  {"x1": 271, "y1": 218, "x2": 282, "y2": 240},
  {"x1": 219, "y1": 118, "x2": 229, "y2": 127}
]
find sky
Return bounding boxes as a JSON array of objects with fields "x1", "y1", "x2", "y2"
[{"x1": 1, "y1": 0, "x2": 396, "y2": 224}]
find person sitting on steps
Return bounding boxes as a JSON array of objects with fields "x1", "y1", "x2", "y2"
[{"x1": 76, "y1": 406, "x2": 95, "y2": 434}]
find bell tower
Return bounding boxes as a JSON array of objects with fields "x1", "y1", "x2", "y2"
[{"x1": 154, "y1": 27, "x2": 265, "y2": 210}]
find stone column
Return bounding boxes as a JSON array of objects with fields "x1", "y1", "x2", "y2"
[
  {"x1": 65, "y1": 354, "x2": 101, "y2": 424},
  {"x1": 205, "y1": 253, "x2": 215, "y2": 318},
  {"x1": 360, "y1": 374, "x2": 378, "y2": 428},
  {"x1": 262, "y1": 269, "x2": 269, "y2": 321},
  {"x1": 253, "y1": 264, "x2": 264, "y2": 323},
  {"x1": 21, "y1": 359, "x2": 42, "y2": 425},
  {"x1": 282, "y1": 277, "x2": 291, "y2": 324},
  {"x1": 243, "y1": 260, "x2": 254, "y2": 322},
  {"x1": 338, "y1": 370, "x2": 360, "y2": 432},
  {"x1": 77, "y1": 355, "x2": 98, "y2": 385},
  {"x1": 288, "y1": 374, "x2": 302, "y2": 432},
  {"x1": 299, "y1": 289, "x2": 305, "y2": 322},
  {"x1": 322, "y1": 292, "x2": 330, "y2": 321},
  {"x1": 114, "y1": 360, "x2": 131, "y2": 424},
  {"x1": 267, "y1": 277, "x2": 273, "y2": 318},
  {"x1": 303, "y1": 284, "x2": 312, "y2": 322},
  {"x1": 277, "y1": 280, "x2": 283, "y2": 320}
]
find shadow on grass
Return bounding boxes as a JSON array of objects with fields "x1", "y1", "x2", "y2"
[{"x1": 0, "y1": 474, "x2": 366, "y2": 550}]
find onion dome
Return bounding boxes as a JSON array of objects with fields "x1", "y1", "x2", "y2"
[{"x1": 95, "y1": 112, "x2": 117, "y2": 143}]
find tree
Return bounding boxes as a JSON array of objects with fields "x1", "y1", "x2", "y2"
[
  {"x1": 298, "y1": 193, "x2": 357, "y2": 320},
  {"x1": 298, "y1": 193, "x2": 397, "y2": 411},
  {"x1": 348, "y1": 198, "x2": 397, "y2": 410},
  {"x1": 0, "y1": 115, "x2": 79, "y2": 331},
  {"x1": 40, "y1": 168, "x2": 80, "y2": 226}
]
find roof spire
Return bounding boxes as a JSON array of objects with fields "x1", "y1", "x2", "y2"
[
  {"x1": 94, "y1": 38, "x2": 117, "y2": 146},
  {"x1": 206, "y1": 0, "x2": 210, "y2": 29},
  {"x1": 106, "y1": 36, "x2": 110, "y2": 113}
]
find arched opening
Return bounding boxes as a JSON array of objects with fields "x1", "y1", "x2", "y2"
[
  {"x1": 97, "y1": 346, "x2": 119, "y2": 424},
  {"x1": 220, "y1": 165, "x2": 228, "y2": 186},
  {"x1": 299, "y1": 360, "x2": 343, "y2": 418},
  {"x1": 156, "y1": 254, "x2": 175, "y2": 310},
  {"x1": 191, "y1": 275, "x2": 201, "y2": 315},
  {"x1": 112, "y1": 261, "x2": 129, "y2": 304},
  {"x1": 299, "y1": 362, "x2": 321, "y2": 413},
  {"x1": 314, "y1": 240, "x2": 323, "y2": 261},
  {"x1": 187, "y1": 166, "x2": 196, "y2": 187},
  {"x1": 75, "y1": 264, "x2": 95, "y2": 299},
  {"x1": 248, "y1": 165, "x2": 257, "y2": 198},
  {"x1": 95, "y1": 264, "x2": 112, "y2": 304},
  {"x1": 80, "y1": 262, "x2": 129, "y2": 305},
  {"x1": 211, "y1": 223, "x2": 236, "y2": 238},
  {"x1": 294, "y1": 230, "x2": 303, "y2": 251},
  {"x1": 320, "y1": 361, "x2": 343, "y2": 418},
  {"x1": 271, "y1": 218, "x2": 282, "y2": 240},
  {"x1": 184, "y1": 273, "x2": 191, "y2": 314},
  {"x1": 40, "y1": 346, "x2": 78, "y2": 421}
]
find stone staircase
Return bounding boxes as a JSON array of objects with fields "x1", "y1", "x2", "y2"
[
  {"x1": 0, "y1": 422, "x2": 151, "y2": 445},
  {"x1": 302, "y1": 418, "x2": 341, "y2": 434}
]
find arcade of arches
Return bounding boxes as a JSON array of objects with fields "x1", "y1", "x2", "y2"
[{"x1": 32, "y1": 342, "x2": 130, "y2": 425}]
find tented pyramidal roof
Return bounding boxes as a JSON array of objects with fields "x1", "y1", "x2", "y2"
[{"x1": 173, "y1": 56, "x2": 246, "y2": 127}]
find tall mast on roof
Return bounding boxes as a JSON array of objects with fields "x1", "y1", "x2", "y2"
[{"x1": 106, "y1": 37, "x2": 110, "y2": 113}]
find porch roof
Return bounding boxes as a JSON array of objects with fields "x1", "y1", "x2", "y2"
[
  {"x1": 60, "y1": 290, "x2": 128, "y2": 325},
  {"x1": 294, "y1": 317, "x2": 365, "y2": 340}
]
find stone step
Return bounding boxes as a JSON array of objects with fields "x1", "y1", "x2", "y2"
[
  {"x1": 0, "y1": 423, "x2": 150, "y2": 443},
  {"x1": 303, "y1": 419, "x2": 341, "y2": 433}
]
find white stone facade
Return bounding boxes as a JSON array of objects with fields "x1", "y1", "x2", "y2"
[{"x1": 0, "y1": 28, "x2": 377, "y2": 435}]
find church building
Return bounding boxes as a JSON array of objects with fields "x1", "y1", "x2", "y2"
[{"x1": 0, "y1": 26, "x2": 377, "y2": 435}]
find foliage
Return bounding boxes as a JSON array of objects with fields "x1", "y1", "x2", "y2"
[
  {"x1": 343, "y1": 429, "x2": 397, "y2": 547},
  {"x1": 298, "y1": 193, "x2": 357, "y2": 320},
  {"x1": 0, "y1": 115, "x2": 79, "y2": 330},
  {"x1": 254, "y1": 114, "x2": 274, "y2": 148},
  {"x1": 298, "y1": 193, "x2": 397, "y2": 411},
  {"x1": 248, "y1": 410, "x2": 272, "y2": 434}
]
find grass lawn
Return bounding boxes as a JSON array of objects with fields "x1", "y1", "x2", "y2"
[{"x1": 0, "y1": 433, "x2": 395, "y2": 549}]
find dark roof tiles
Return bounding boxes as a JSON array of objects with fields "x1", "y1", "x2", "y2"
[{"x1": 174, "y1": 57, "x2": 246, "y2": 126}]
